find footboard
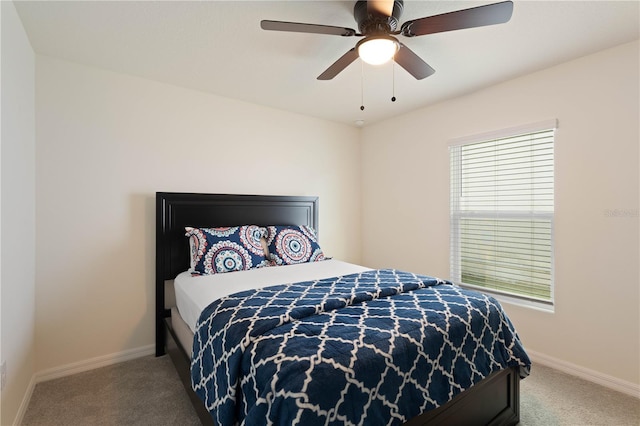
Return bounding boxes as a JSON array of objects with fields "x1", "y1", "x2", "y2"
[{"x1": 404, "y1": 367, "x2": 520, "y2": 426}]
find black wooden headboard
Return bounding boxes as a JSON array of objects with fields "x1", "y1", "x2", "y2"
[{"x1": 155, "y1": 192, "x2": 319, "y2": 356}]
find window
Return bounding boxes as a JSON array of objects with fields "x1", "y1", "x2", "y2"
[{"x1": 449, "y1": 120, "x2": 556, "y2": 307}]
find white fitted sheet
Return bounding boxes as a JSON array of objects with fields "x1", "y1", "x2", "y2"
[{"x1": 174, "y1": 259, "x2": 371, "y2": 333}]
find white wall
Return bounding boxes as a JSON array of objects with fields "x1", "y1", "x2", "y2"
[
  {"x1": 361, "y1": 40, "x2": 639, "y2": 389},
  {"x1": 34, "y1": 55, "x2": 362, "y2": 372},
  {"x1": 0, "y1": 1, "x2": 37, "y2": 424}
]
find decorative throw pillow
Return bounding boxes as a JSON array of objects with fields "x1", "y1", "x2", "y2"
[
  {"x1": 265, "y1": 225, "x2": 325, "y2": 265},
  {"x1": 185, "y1": 225, "x2": 269, "y2": 275}
]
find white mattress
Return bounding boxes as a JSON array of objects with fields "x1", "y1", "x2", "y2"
[{"x1": 174, "y1": 259, "x2": 371, "y2": 333}]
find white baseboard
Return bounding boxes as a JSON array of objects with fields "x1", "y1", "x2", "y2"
[
  {"x1": 13, "y1": 374, "x2": 36, "y2": 426},
  {"x1": 527, "y1": 349, "x2": 640, "y2": 399},
  {"x1": 34, "y1": 344, "x2": 155, "y2": 384}
]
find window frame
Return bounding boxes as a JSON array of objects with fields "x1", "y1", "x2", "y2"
[{"x1": 449, "y1": 119, "x2": 557, "y2": 311}]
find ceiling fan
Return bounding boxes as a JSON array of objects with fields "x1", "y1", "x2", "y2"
[{"x1": 261, "y1": 0, "x2": 513, "y2": 80}]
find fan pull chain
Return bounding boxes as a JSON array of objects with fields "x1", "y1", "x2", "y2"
[
  {"x1": 360, "y1": 60, "x2": 365, "y2": 111},
  {"x1": 391, "y1": 59, "x2": 396, "y2": 102}
]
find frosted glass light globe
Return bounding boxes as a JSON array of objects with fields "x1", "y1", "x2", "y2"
[{"x1": 357, "y1": 36, "x2": 399, "y2": 65}]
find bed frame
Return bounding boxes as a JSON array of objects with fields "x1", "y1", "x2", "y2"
[{"x1": 155, "y1": 192, "x2": 520, "y2": 425}]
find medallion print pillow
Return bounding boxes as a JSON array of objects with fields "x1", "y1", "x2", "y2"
[
  {"x1": 265, "y1": 225, "x2": 325, "y2": 265},
  {"x1": 185, "y1": 226, "x2": 269, "y2": 274}
]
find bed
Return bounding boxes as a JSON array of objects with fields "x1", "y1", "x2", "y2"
[{"x1": 155, "y1": 192, "x2": 530, "y2": 425}]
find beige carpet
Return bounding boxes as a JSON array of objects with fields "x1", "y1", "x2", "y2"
[
  {"x1": 518, "y1": 363, "x2": 639, "y2": 426},
  {"x1": 22, "y1": 355, "x2": 200, "y2": 426},
  {"x1": 21, "y1": 356, "x2": 639, "y2": 425}
]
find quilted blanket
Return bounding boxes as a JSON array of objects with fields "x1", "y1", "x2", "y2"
[{"x1": 191, "y1": 269, "x2": 531, "y2": 426}]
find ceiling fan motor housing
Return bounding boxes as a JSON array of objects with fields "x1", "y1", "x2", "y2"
[{"x1": 354, "y1": 0, "x2": 404, "y2": 35}]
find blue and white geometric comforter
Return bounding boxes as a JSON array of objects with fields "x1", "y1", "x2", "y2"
[{"x1": 191, "y1": 269, "x2": 531, "y2": 425}]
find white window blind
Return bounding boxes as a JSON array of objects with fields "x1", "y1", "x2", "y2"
[{"x1": 450, "y1": 121, "x2": 556, "y2": 304}]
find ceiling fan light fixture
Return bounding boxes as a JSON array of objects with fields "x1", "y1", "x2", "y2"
[{"x1": 357, "y1": 35, "x2": 399, "y2": 65}]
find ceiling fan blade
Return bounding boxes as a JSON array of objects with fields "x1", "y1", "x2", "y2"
[
  {"x1": 401, "y1": 1, "x2": 513, "y2": 37},
  {"x1": 317, "y1": 48, "x2": 359, "y2": 80},
  {"x1": 367, "y1": 0, "x2": 394, "y2": 17},
  {"x1": 394, "y1": 44, "x2": 435, "y2": 80},
  {"x1": 261, "y1": 20, "x2": 357, "y2": 37}
]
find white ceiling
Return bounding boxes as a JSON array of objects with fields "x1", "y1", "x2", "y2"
[{"x1": 14, "y1": 0, "x2": 640, "y2": 127}]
